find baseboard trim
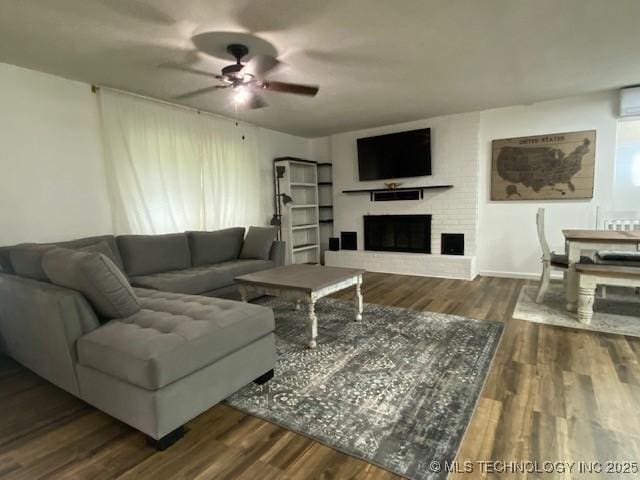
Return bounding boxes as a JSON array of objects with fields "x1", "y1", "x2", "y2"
[{"x1": 479, "y1": 270, "x2": 563, "y2": 281}]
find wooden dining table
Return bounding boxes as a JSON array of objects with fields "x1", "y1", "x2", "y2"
[{"x1": 563, "y1": 229, "x2": 640, "y2": 311}]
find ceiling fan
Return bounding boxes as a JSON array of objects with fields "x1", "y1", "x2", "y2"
[{"x1": 174, "y1": 44, "x2": 319, "y2": 109}]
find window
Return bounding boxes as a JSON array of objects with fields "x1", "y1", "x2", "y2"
[{"x1": 613, "y1": 120, "x2": 640, "y2": 206}]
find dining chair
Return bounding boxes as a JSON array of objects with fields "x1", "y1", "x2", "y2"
[
  {"x1": 535, "y1": 208, "x2": 592, "y2": 304},
  {"x1": 536, "y1": 208, "x2": 562, "y2": 303}
]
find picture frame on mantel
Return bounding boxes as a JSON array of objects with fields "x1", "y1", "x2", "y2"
[{"x1": 490, "y1": 129, "x2": 596, "y2": 201}]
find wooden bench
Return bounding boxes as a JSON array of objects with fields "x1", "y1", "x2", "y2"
[{"x1": 575, "y1": 264, "x2": 640, "y2": 324}]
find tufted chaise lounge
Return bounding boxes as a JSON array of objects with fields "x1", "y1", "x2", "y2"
[{"x1": 75, "y1": 289, "x2": 275, "y2": 446}]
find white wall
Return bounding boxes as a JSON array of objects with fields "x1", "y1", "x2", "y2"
[
  {"x1": 309, "y1": 137, "x2": 332, "y2": 164},
  {"x1": 0, "y1": 62, "x2": 313, "y2": 245},
  {"x1": 325, "y1": 91, "x2": 620, "y2": 279},
  {"x1": 477, "y1": 91, "x2": 619, "y2": 278},
  {"x1": 330, "y1": 112, "x2": 480, "y2": 259},
  {"x1": 0, "y1": 62, "x2": 623, "y2": 280},
  {"x1": 0, "y1": 63, "x2": 112, "y2": 245}
]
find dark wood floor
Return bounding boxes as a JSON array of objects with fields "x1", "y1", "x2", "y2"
[{"x1": 1, "y1": 273, "x2": 639, "y2": 479}]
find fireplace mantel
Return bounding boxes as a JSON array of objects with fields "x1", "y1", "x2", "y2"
[
  {"x1": 342, "y1": 185, "x2": 453, "y2": 201},
  {"x1": 342, "y1": 185, "x2": 453, "y2": 194}
]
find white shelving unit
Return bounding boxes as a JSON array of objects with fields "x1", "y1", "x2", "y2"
[{"x1": 274, "y1": 157, "x2": 320, "y2": 265}]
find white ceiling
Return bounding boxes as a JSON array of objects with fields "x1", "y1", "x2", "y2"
[{"x1": 1, "y1": 0, "x2": 640, "y2": 137}]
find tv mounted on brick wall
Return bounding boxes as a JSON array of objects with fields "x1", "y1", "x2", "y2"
[{"x1": 357, "y1": 128, "x2": 431, "y2": 181}]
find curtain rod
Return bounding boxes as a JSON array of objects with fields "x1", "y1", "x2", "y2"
[{"x1": 91, "y1": 84, "x2": 252, "y2": 126}]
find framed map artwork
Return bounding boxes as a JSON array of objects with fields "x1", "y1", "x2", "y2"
[{"x1": 491, "y1": 130, "x2": 596, "y2": 200}]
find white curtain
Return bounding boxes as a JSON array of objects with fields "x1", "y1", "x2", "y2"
[{"x1": 98, "y1": 89, "x2": 259, "y2": 234}]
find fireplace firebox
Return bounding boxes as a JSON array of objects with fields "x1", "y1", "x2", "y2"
[{"x1": 364, "y1": 215, "x2": 431, "y2": 253}]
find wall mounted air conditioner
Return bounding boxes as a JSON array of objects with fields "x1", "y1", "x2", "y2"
[{"x1": 620, "y1": 86, "x2": 640, "y2": 117}]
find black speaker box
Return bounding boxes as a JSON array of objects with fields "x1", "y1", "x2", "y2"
[
  {"x1": 441, "y1": 233, "x2": 464, "y2": 255},
  {"x1": 340, "y1": 232, "x2": 357, "y2": 250},
  {"x1": 329, "y1": 237, "x2": 340, "y2": 251}
]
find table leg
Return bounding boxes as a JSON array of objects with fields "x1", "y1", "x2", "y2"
[
  {"x1": 306, "y1": 296, "x2": 317, "y2": 349},
  {"x1": 354, "y1": 276, "x2": 363, "y2": 321},
  {"x1": 577, "y1": 275, "x2": 596, "y2": 324},
  {"x1": 565, "y1": 241, "x2": 580, "y2": 312},
  {"x1": 239, "y1": 285, "x2": 249, "y2": 303}
]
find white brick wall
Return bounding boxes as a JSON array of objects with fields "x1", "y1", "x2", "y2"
[{"x1": 328, "y1": 111, "x2": 480, "y2": 279}]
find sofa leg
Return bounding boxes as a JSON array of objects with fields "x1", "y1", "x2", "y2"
[
  {"x1": 253, "y1": 369, "x2": 274, "y2": 385},
  {"x1": 147, "y1": 426, "x2": 185, "y2": 451}
]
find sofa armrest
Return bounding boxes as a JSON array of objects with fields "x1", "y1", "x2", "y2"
[
  {"x1": 269, "y1": 241, "x2": 286, "y2": 267},
  {"x1": 0, "y1": 273, "x2": 101, "y2": 395}
]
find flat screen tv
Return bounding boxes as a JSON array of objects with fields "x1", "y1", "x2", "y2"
[{"x1": 357, "y1": 128, "x2": 431, "y2": 181}]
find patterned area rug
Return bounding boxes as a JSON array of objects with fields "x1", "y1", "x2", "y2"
[
  {"x1": 225, "y1": 298, "x2": 503, "y2": 480},
  {"x1": 514, "y1": 283, "x2": 640, "y2": 337}
]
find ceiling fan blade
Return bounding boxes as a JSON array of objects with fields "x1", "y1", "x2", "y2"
[
  {"x1": 261, "y1": 81, "x2": 319, "y2": 96},
  {"x1": 244, "y1": 55, "x2": 281, "y2": 79},
  {"x1": 160, "y1": 62, "x2": 223, "y2": 80},
  {"x1": 249, "y1": 93, "x2": 268, "y2": 110},
  {"x1": 174, "y1": 85, "x2": 228, "y2": 100}
]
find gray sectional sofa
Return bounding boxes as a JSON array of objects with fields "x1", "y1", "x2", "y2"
[{"x1": 0, "y1": 227, "x2": 283, "y2": 449}]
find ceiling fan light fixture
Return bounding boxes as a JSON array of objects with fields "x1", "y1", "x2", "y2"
[
  {"x1": 172, "y1": 42, "x2": 319, "y2": 106},
  {"x1": 233, "y1": 86, "x2": 251, "y2": 104}
]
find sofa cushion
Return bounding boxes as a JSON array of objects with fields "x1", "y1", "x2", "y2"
[
  {"x1": 2, "y1": 235, "x2": 124, "y2": 277},
  {"x1": 117, "y1": 233, "x2": 191, "y2": 276},
  {"x1": 76, "y1": 240, "x2": 119, "y2": 263},
  {"x1": 239, "y1": 227, "x2": 277, "y2": 260},
  {"x1": 129, "y1": 259, "x2": 274, "y2": 295},
  {"x1": 594, "y1": 250, "x2": 640, "y2": 266},
  {"x1": 9, "y1": 244, "x2": 56, "y2": 281},
  {"x1": 77, "y1": 288, "x2": 275, "y2": 389},
  {"x1": 42, "y1": 247, "x2": 141, "y2": 319},
  {"x1": 550, "y1": 252, "x2": 593, "y2": 267},
  {"x1": 187, "y1": 228, "x2": 245, "y2": 266},
  {"x1": 595, "y1": 250, "x2": 640, "y2": 261},
  {"x1": 56, "y1": 235, "x2": 124, "y2": 270}
]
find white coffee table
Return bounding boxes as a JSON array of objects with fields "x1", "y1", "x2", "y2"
[{"x1": 235, "y1": 264, "x2": 365, "y2": 348}]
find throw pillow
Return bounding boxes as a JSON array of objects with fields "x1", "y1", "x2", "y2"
[
  {"x1": 9, "y1": 244, "x2": 56, "y2": 281},
  {"x1": 239, "y1": 226, "x2": 277, "y2": 261},
  {"x1": 188, "y1": 228, "x2": 246, "y2": 266},
  {"x1": 42, "y1": 247, "x2": 141, "y2": 320}
]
